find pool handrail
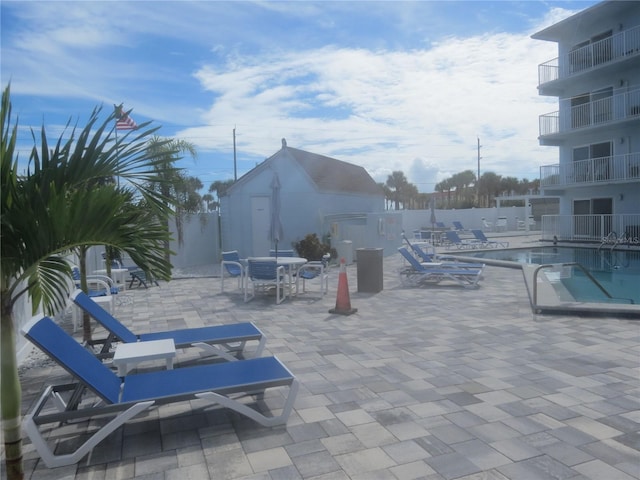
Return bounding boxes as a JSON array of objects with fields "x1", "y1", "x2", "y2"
[{"x1": 532, "y1": 262, "x2": 634, "y2": 311}]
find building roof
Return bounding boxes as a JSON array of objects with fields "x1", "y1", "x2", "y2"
[
  {"x1": 285, "y1": 145, "x2": 383, "y2": 196},
  {"x1": 532, "y1": 1, "x2": 634, "y2": 41}
]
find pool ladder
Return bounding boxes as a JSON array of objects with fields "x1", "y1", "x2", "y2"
[
  {"x1": 598, "y1": 232, "x2": 622, "y2": 253},
  {"x1": 597, "y1": 232, "x2": 632, "y2": 269}
]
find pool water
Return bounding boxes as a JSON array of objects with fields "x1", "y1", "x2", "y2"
[{"x1": 456, "y1": 246, "x2": 640, "y2": 305}]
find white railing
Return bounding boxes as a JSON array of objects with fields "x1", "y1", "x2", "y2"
[
  {"x1": 541, "y1": 214, "x2": 640, "y2": 243},
  {"x1": 540, "y1": 152, "x2": 640, "y2": 187},
  {"x1": 538, "y1": 25, "x2": 640, "y2": 87},
  {"x1": 539, "y1": 87, "x2": 640, "y2": 137}
]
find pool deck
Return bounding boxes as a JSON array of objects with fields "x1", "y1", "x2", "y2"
[{"x1": 16, "y1": 233, "x2": 640, "y2": 479}]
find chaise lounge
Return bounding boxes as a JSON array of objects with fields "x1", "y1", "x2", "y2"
[
  {"x1": 398, "y1": 247, "x2": 485, "y2": 288},
  {"x1": 71, "y1": 289, "x2": 265, "y2": 361},
  {"x1": 471, "y1": 229, "x2": 509, "y2": 248},
  {"x1": 21, "y1": 315, "x2": 299, "y2": 468}
]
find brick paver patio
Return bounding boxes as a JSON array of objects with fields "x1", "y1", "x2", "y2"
[{"x1": 15, "y1": 235, "x2": 640, "y2": 479}]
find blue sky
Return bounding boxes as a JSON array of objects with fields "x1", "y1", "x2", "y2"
[{"x1": 1, "y1": 0, "x2": 599, "y2": 194}]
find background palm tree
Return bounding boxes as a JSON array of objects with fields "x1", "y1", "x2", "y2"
[
  {"x1": 209, "y1": 179, "x2": 234, "y2": 209},
  {"x1": 1, "y1": 85, "x2": 174, "y2": 479},
  {"x1": 145, "y1": 137, "x2": 199, "y2": 263},
  {"x1": 385, "y1": 171, "x2": 411, "y2": 210}
]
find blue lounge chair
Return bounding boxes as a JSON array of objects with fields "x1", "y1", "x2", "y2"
[
  {"x1": 452, "y1": 221, "x2": 469, "y2": 233},
  {"x1": 21, "y1": 315, "x2": 298, "y2": 468},
  {"x1": 71, "y1": 289, "x2": 265, "y2": 361},
  {"x1": 444, "y1": 230, "x2": 482, "y2": 249},
  {"x1": 401, "y1": 231, "x2": 436, "y2": 262},
  {"x1": 397, "y1": 247, "x2": 484, "y2": 288},
  {"x1": 471, "y1": 229, "x2": 509, "y2": 248},
  {"x1": 401, "y1": 232, "x2": 478, "y2": 266}
]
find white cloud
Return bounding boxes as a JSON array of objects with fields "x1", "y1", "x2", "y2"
[
  {"x1": 2, "y1": 1, "x2": 590, "y2": 190},
  {"x1": 185, "y1": 29, "x2": 559, "y2": 190}
]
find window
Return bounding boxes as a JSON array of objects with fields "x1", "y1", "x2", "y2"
[
  {"x1": 569, "y1": 30, "x2": 613, "y2": 73},
  {"x1": 572, "y1": 141, "x2": 612, "y2": 182},
  {"x1": 569, "y1": 87, "x2": 613, "y2": 129}
]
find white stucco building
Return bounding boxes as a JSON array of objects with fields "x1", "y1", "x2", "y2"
[
  {"x1": 220, "y1": 139, "x2": 394, "y2": 258},
  {"x1": 533, "y1": 0, "x2": 640, "y2": 242}
]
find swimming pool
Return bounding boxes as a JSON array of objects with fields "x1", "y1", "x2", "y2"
[{"x1": 450, "y1": 246, "x2": 640, "y2": 310}]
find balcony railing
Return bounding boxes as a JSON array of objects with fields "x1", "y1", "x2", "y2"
[
  {"x1": 540, "y1": 152, "x2": 640, "y2": 187},
  {"x1": 541, "y1": 214, "x2": 640, "y2": 244},
  {"x1": 538, "y1": 25, "x2": 640, "y2": 87},
  {"x1": 539, "y1": 87, "x2": 640, "y2": 137}
]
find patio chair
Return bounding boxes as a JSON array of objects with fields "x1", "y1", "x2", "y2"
[
  {"x1": 444, "y1": 230, "x2": 482, "y2": 250},
  {"x1": 72, "y1": 266, "x2": 119, "y2": 297},
  {"x1": 21, "y1": 315, "x2": 298, "y2": 468},
  {"x1": 296, "y1": 253, "x2": 330, "y2": 297},
  {"x1": 495, "y1": 217, "x2": 508, "y2": 232},
  {"x1": 71, "y1": 266, "x2": 117, "y2": 329},
  {"x1": 482, "y1": 217, "x2": 493, "y2": 231},
  {"x1": 397, "y1": 247, "x2": 484, "y2": 288},
  {"x1": 245, "y1": 259, "x2": 287, "y2": 304},
  {"x1": 71, "y1": 289, "x2": 265, "y2": 361},
  {"x1": 221, "y1": 250, "x2": 245, "y2": 293},
  {"x1": 471, "y1": 229, "x2": 509, "y2": 248},
  {"x1": 517, "y1": 216, "x2": 536, "y2": 230},
  {"x1": 127, "y1": 267, "x2": 159, "y2": 288}
]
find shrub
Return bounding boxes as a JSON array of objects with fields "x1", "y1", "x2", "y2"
[{"x1": 293, "y1": 233, "x2": 335, "y2": 261}]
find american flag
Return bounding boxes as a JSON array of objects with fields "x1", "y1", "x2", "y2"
[{"x1": 114, "y1": 104, "x2": 138, "y2": 130}]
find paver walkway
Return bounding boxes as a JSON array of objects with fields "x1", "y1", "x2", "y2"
[{"x1": 15, "y1": 235, "x2": 640, "y2": 479}]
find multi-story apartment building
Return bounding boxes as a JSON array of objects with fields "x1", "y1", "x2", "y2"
[{"x1": 533, "y1": 0, "x2": 640, "y2": 243}]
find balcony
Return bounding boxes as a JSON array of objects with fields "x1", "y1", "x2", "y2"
[
  {"x1": 538, "y1": 25, "x2": 640, "y2": 91},
  {"x1": 540, "y1": 152, "x2": 640, "y2": 188},
  {"x1": 539, "y1": 87, "x2": 640, "y2": 141}
]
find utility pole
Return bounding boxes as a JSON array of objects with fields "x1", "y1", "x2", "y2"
[
  {"x1": 233, "y1": 127, "x2": 237, "y2": 181},
  {"x1": 477, "y1": 137, "x2": 482, "y2": 206}
]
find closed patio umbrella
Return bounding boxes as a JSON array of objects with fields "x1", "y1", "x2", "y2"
[
  {"x1": 430, "y1": 196, "x2": 437, "y2": 230},
  {"x1": 269, "y1": 173, "x2": 284, "y2": 257}
]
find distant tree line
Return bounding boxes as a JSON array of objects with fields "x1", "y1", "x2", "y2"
[{"x1": 379, "y1": 170, "x2": 540, "y2": 210}]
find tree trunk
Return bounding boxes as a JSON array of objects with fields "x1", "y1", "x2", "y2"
[
  {"x1": 78, "y1": 247, "x2": 92, "y2": 343},
  {"x1": 1, "y1": 293, "x2": 24, "y2": 480}
]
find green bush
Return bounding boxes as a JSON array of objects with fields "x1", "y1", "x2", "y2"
[{"x1": 293, "y1": 233, "x2": 335, "y2": 261}]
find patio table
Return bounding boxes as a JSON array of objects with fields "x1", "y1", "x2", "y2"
[{"x1": 112, "y1": 339, "x2": 176, "y2": 375}]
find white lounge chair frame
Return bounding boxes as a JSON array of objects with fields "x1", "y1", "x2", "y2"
[{"x1": 21, "y1": 315, "x2": 298, "y2": 468}]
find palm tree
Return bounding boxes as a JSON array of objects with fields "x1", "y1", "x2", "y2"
[
  {"x1": 386, "y1": 171, "x2": 410, "y2": 210},
  {"x1": 478, "y1": 171, "x2": 502, "y2": 207},
  {"x1": 209, "y1": 179, "x2": 234, "y2": 206},
  {"x1": 1, "y1": 85, "x2": 174, "y2": 479},
  {"x1": 202, "y1": 193, "x2": 215, "y2": 212},
  {"x1": 145, "y1": 137, "x2": 199, "y2": 262}
]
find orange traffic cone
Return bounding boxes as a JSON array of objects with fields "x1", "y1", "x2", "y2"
[{"x1": 329, "y1": 258, "x2": 357, "y2": 315}]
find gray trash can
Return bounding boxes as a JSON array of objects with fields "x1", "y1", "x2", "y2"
[{"x1": 356, "y1": 248, "x2": 383, "y2": 293}]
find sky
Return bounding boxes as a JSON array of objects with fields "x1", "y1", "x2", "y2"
[{"x1": 1, "y1": 0, "x2": 600, "y2": 194}]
